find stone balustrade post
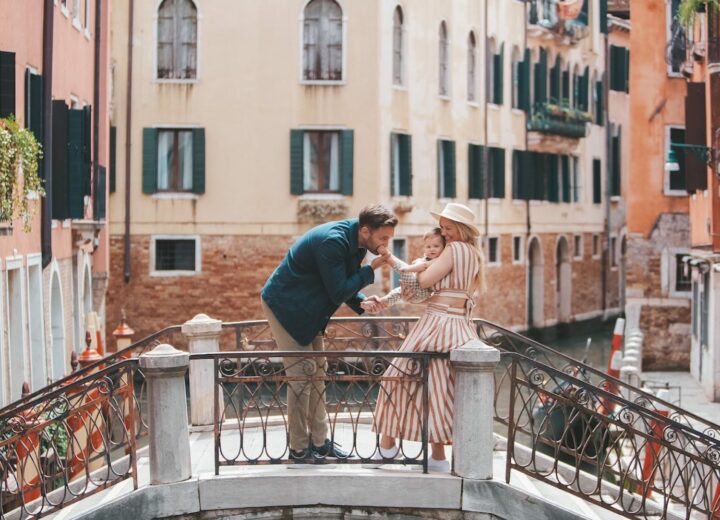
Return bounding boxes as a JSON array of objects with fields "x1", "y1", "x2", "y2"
[
  {"x1": 450, "y1": 339, "x2": 501, "y2": 480},
  {"x1": 139, "y1": 344, "x2": 191, "y2": 485},
  {"x1": 182, "y1": 314, "x2": 222, "y2": 426}
]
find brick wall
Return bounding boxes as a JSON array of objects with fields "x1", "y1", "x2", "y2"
[{"x1": 108, "y1": 232, "x2": 612, "y2": 346}]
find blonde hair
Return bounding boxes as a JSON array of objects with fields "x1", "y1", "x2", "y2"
[{"x1": 453, "y1": 222, "x2": 486, "y2": 293}]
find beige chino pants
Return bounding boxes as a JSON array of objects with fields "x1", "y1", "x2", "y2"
[{"x1": 260, "y1": 298, "x2": 329, "y2": 452}]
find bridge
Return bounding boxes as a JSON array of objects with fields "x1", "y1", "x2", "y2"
[{"x1": 0, "y1": 315, "x2": 718, "y2": 519}]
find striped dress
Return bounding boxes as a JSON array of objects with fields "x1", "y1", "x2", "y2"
[{"x1": 373, "y1": 241, "x2": 481, "y2": 444}]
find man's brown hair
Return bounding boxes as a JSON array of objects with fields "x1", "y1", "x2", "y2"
[{"x1": 358, "y1": 204, "x2": 398, "y2": 230}]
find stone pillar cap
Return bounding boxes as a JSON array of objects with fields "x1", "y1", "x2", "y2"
[
  {"x1": 450, "y1": 339, "x2": 501, "y2": 365},
  {"x1": 181, "y1": 313, "x2": 222, "y2": 335},
  {"x1": 139, "y1": 344, "x2": 190, "y2": 370}
]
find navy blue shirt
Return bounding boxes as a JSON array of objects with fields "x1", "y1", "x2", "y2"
[{"x1": 261, "y1": 219, "x2": 375, "y2": 346}]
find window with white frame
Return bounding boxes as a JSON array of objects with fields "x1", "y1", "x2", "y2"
[
  {"x1": 439, "y1": 21, "x2": 449, "y2": 96},
  {"x1": 592, "y1": 234, "x2": 600, "y2": 258},
  {"x1": 673, "y1": 253, "x2": 691, "y2": 293},
  {"x1": 152, "y1": 237, "x2": 200, "y2": 274},
  {"x1": 393, "y1": 6, "x2": 404, "y2": 86},
  {"x1": 573, "y1": 234, "x2": 583, "y2": 259},
  {"x1": 391, "y1": 238, "x2": 407, "y2": 288},
  {"x1": 487, "y1": 236, "x2": 500, "y2": 265},
  {"x1": 303, "y1": 131, "x2": 340, "y2": 193},
  {"x1": 512, "y1": 235, "x2": 523, "y2": 263},
  {"x1": 303, "y1": 0, "x2": 343, "y2": 81},
  {"x1": 665, "y1": 125, "x2": 687, "y2": 195},
  {"x1": 667, "y1": 0, "x2": 684, "y2": 75},
  {"x1": 157, "y1": 129, "x2": 194, "y2": 192},
  {"x1": 467, "y1": 31, "x2": 477, "y2": 102},
  {"x1": 157, "y1": 0, "x2": 198, "y2": 80}
]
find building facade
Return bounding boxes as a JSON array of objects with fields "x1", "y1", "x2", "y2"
[
  {"x1": 0, "y1": 0, "x2": 110, "y2": 405},
  {"x1": 107, "y1": 0, "x2": 617, "y2": 343},
  {"x1": 679, "y1": 6, "x2": 720, "y2": 399},
  {"x1": 626, "y1": 0, "x2": 691, "y2": 371}
]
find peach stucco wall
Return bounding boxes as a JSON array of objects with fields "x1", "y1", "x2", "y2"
[{"x1": 628, "y1": 0, "x2": 688, "y2": 238}]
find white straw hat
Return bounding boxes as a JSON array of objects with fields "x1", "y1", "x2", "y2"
[{"x1": 430, "y1": 203, "x2": 479, "y2": 234}]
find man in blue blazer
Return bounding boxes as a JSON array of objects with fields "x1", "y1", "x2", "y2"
[{"x1": 261, "y1": 204, "x2": 397, "y2": 462}]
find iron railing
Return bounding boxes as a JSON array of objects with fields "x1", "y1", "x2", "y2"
[
  {"x1": 197, "y1": 350, "x2": 443, "y2": 474},
  {"x1": 0, "y1": 360, "x2": 138, "y2": 519},
  {"x1": 502, "y1": 351, "x2": 720, "y2": 519}
]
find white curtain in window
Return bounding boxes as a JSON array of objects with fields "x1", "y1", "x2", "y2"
[
  {"x1": 157, "y1": 0, "x2": 197, "y2": 79},
  {"x1": 303, "y1": 132, "x2": 339, "y2": 191},
  {"x1": 157, "y1": 131, "x2": 173, "y2": 190},
  {"x1": 178, "y1": 131, "x2": 193, "y2": 190}
]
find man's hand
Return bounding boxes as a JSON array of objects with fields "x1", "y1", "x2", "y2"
[
  {"x1": 370, "y1": 247, "x2": 392, "y2": 270},
  {"x1": 361, "y1": 295, "x2": 388, "y2": 314}
]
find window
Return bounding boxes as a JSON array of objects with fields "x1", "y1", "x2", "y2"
[
  {"x1": 572, "y1": 156, "x2": 581, "y2": 203},
  {"x1": 153, "y1": 237, "x2": 199, "y2": 274},
  {"x1": 303, "y1": 0, "x2": 343, "y2": 81},
  {"x1": 439, "y1": 22, "x2": 449, "y2": 96},
  {"x1": 550, "y1": 55, "x2": 561, "y2": 103},
  {"x1": 513, "y1": 236, "x2": 523, "y2": 263},
  {"x1": 488, "y1": 147, "x2": 505, "y2": 198},
  {"x1": 578, "y1": 66, "x2": 589, "y2": 112},
  {"x1": 512, "y1": 150, "x2": 531, "y2": 200},
  {"x1": 487, "y1": 237, "x2": 500, "y2": 265},
  {"x1": 158, "y1": 129, "x2": 194, "y2": 192},
  {"x1": 157, "y1": 0, "x2": 198, "y2": 80},
  {"x1": 562, "y1": 66, "x2": 570, "y2": 106},
  {"x1": 674, "y1": 254, "x2": 691, "y2": 292},
  {"x1": 692, "y1": 276, "x2": 699, "y2": 338},
  {"x1": 24, "y1": 69, "x2": 43, "y2": 141},
  {"x1": 573, "y1": 235, "x2": 583, "y2": 259},
  {"x1": 611, "y1": 126, "x2": 621, "y2": 196},
  {"x1": 469, "y1": 145, "x2": 504, "y2": 199},
  {"x1": 592, "y1": 158, "x2": 602, "y2": 204},
  {"x1": 592, "y1": 234, "x2": 600, "y2": 258},
  {"x1": 610, "y1": 236, "x2": 617, "y2": 268},
  {"x1": 0, "y1": 51, "x2": 16, "y2": 119},
  {"x1": 594, "y1": 77, "x2": 604, "y2": 125},
  {"x1": 304, "y1": 131, "x2": 340, "y2": 192},
  {"x1": 437, "y1": 139, "x2": 456, "y2": 198},
  {"x1": 610, "y1": 45, "x2": 629, "y2": 92},
  {"x1": 489, "y1": 40, "x2": 504, "y2": 105},
  {"x1": 666, "y1": 126, "x2": 686, "y2": 194},
  {"x1": 142, "y1": 127, "x2": 205, "y2": 195},
  {"x1": 467, "y1": 32, "x2": 477, "y2": 102},
  {"x1": 667, "y1": 0, "x2": 684, "y2": 75},
  {"x1": 534, "y1": 48, "x2": 548, "y2": 107},
  {"x1": 392, "y1": 238, "x2": 407, "y2": 288},
  {"x1": 290, "y1": 129, "x2": 353, "y2": 195},
  {"x1": 84, "y1": 0, "x2": 90, "y2": 30},
  {"x1": 393, "y1": 6, "x2": 404, "y2": 86},
  {"x1": 572, "y1": 64, "x2": 580, "y2": 109},
  {"x1": 391, "y1": 132, "x2": 412, "y2": 196}
]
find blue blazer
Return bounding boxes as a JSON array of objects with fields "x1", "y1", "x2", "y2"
[{"x1": 261, "y1": 218, "x2": 374, "y2": 346}]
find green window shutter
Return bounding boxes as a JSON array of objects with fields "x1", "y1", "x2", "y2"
[
  {"x1": 512, "y1": 151, "x2": 520, "y2": 199},
  {"x1": 539, "y1": 49, "x2": 548, "y2": 105},
  {"x1": 624, "y1": 49, "x2": 630, "y2": 93},
  {"x1": 340, "y1": 129, "x2": 354, "y2": 196},
  {"x1": 493, "y1": 148, "x2": 505, "y2": 198},
  {"x1": 592, "y1": 159, "x2": 602, "y2": 204},
  {"x1": 25, "y1": 70, "x2": 43, "y2": 142},
  {"x1": 523, "y1": 151, "x2": 536, "y2": 200},
  {"x1": 600, "y1": 0, "x2": 608, "y2": 33},
  {"x1": 0, "y1": 51, "x2": 16, "y2": 118},
  {"x1": 82, "y1": 105, "x2": 92, "y2": 196},
  {"x1": 581, "y1": 67, "x2": 589, "y2": 111},
  {"x1": 562, "y1": 70, "x2": 570, "y2": 104},
  {"x1": 579, "y1": 0, "x2": 589, "y2": 25},
  {"x1": 109, "y1": 126, "x2": 116, "y2": 193},
  {"x1": 611, "y1": 130, "x2": 621, "y2": 196},
  {"x1": 595, "y1": 80, "x2": 604, "y2": 125},
  {"x1": 51, "y1": 100, "x2": 69, "y2": 219},
  {"x1": 533, "y1": 153, "x2": 548, "y2": 200},
  {"x1": 192, "y1": 128, "x2": 205, "y2": 194},
  {"x1": 443, "y1": 140, "x2": 456, "y2": 198},
  {"x1": 142, "y1": 127, "x2": 158, "y2": 194},
  {"x1": 561, "y1": 155, "x2": 571, "y2": 202},
  {"x1": 548, "y1": 155, "x2": 559, "y2": 202},
  {"x1": 399, "y1": 133, "x2": 412, "y2": 196},
  {"x1": 495, "y1": 44, "x2": 505, "y2": 105},
  {"x1": 290, "y1": 129, "x2": 304, "y2": 195},
  {"x1": 519, "y1": 49, "x2": 531, "y2": 112},
  {"x1": 95, "y1": 165, "x2": 106, "y2": 220},
  {"x1": 550, "y1": 58, "x2": 560, "y2": 102},
  {"x1": 468, "y1": 144, "x2": 484, "y2": 199},
  {"x1": 68, "y1": 108, "x2": 84, "y2": 218}
]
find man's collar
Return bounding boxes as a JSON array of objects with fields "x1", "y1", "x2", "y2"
[{"x1": 348, "y1": 219, "x2": 366, "y2": 256}]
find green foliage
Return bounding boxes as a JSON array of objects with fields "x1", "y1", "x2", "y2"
[
  {"x1": 0, "y1": 116, "x2": 45, "y2": 232},
  {"x1": 678, "y1": 0, "x2": 720, "y2": 27}
]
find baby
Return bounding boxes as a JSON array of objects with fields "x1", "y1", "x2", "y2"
[{"x1": 361, "y1": 228, "x2": 445, "y2": 311}]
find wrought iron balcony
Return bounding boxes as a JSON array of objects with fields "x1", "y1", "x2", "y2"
[{"x1": 527, "y1": 102, "x2": 591, "y2": 139}]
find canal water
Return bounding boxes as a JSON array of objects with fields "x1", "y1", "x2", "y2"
[{"x1": 532, "y1": 320, "x2": 615, "y2": 371}]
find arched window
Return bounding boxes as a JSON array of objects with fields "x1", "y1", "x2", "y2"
[
  {"x1": 393, "y1": 6, "x2": 404, "y2": 86},
  {"x1": 467, "y1": 31, "x2": 477, "y2": 102},
  {"x1": 157, "y1": 0, "x2": 197, "y2": 79},
  {"x1": 439, "y1": 21, "x2": 449, "y2": 96},
  {"x1": 303, "y1": 0, "x2": 343, "y2": 81}
]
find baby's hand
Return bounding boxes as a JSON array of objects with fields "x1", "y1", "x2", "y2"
[{"x1": 400, "y1": 261, "x2": 429, "y2": 273}]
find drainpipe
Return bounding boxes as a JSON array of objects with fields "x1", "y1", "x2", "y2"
[
  {"x1": 602, "y1": 24, "x2": 611, "y2": 315},
  {"x1": 123, "y1": 0, "x2": 134, "y2": 284},
  {"x1": 483, "y1": 0, "x2": 489, "y2": 241},
  {"x1": 524, "y1": 1, "x2": 531, "y2": 329},
  {"x1": 92, "y1": 0, "x2": 102, "y2": 221},
  {"x1": 41, "y1": 0, "x2": 54, "y2": 268}
]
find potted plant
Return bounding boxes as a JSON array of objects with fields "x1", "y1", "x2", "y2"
[
  {"x1": 0, "y1": 116, "x2": 44, "y2": 232},
  {"x1": 678, "y1": 0, "x2": 720, "y2": 26}
]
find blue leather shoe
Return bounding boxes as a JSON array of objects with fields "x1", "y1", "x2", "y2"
[{"x1": 311, "y1": 439, "x2": 351, "y2": 459}]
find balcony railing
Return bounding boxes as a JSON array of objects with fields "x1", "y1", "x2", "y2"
[{"x1": 527, "y1": 102, "x2": 590, "y2": 139}]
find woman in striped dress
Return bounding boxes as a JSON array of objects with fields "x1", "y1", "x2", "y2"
[{"x1": 372, "y1": 203, "x2": 485, "y2": 472}]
